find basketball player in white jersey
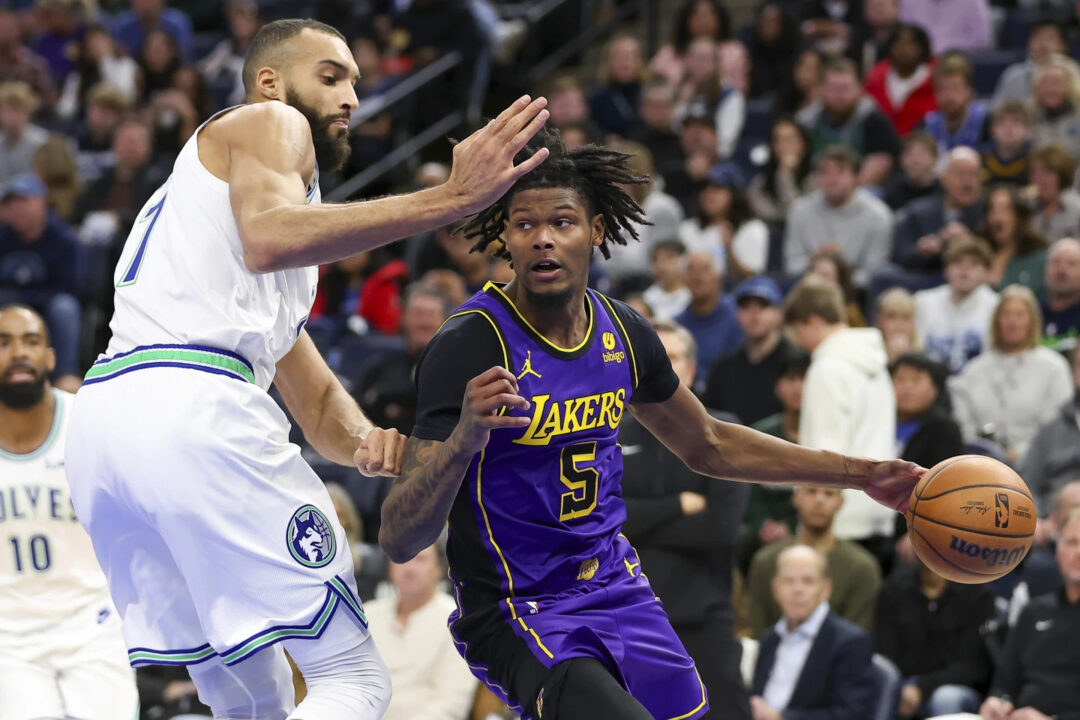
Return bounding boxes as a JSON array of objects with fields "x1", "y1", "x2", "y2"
[
  {"x1": 0, "y1": 305, "x2": 139, "y2": 720},
  {"x1": 63, "y1": 18, "x2": 550, "y2": 720}
]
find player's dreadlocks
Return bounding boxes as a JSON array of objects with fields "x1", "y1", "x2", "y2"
[{"x1": 460, "y1": 127, "x2": 650, "y2": 260}]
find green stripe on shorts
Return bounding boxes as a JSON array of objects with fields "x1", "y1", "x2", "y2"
[{"x1": 85, "y1": 347, "x2": 256, "y2": 384}]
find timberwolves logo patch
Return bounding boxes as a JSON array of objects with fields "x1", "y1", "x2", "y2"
[{"x1": 287, "y1": 505, "x2": 336, "y2": 568}]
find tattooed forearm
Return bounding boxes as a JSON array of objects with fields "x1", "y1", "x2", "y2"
[{"x1": 379, "y1": 435, "x2": 475, "y2": 563}]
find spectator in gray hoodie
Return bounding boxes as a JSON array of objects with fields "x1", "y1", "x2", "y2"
[
  {"x1": 950, "y1": 285, "x2": 1073, "y2": 464},
  {"x1": 1019, "y1": 349, "x2": 1080, "y2": 517},
  {"x1": 784, "y1": 275, "x2": 898, "y2": 570},
  {"x1": 784, "y1": 145, "x2": 894, "y2": 289}
]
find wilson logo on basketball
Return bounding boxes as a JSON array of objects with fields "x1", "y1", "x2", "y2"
[{"x1": 949, "y1": 536, "x2": 1026, "y2": 568}]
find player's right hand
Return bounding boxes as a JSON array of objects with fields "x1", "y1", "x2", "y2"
[
  {"x1": 450, "y1": 366, "x2": 532, "y2": 456},
  {"x1": 444, "y1": 95, "x2": 550, "y2": 217}
]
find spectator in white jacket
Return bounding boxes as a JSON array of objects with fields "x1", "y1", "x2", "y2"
[
  {"x1": 950, "y1": 285, "x2": 1073, "y2": 464},
  {"x1": 914, "y1": 236, "x2": 999, "y2": 373},
  {"x1": 784, "y1": 276, "x2": 898, "y2": 571}
]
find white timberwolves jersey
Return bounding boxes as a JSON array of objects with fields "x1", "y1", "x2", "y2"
[
  {"x1": 0, "y1": 389, "x2": 111, "y2": 636},
  {"x1": 100, "y1": 106, "x2": 320, "y2": 390}
]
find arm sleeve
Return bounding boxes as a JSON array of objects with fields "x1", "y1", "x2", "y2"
[
  {"x1": 872, "y1": 582, "x2": 903, "y2": 668},
  {"x1": 784, "y1": 203, "x2": 812, "y2": 277},
  {"x1": 841, "y1": 555, "x2": 883, "y2": 633},
  {"x1": 798, "y1": 360, "x2": 853, "y2": 452},
  {"x1": 854, "y1": 207, "x2": 893, "y2": 288},
  {"x1": 1019, "y1": 427, "x2": 1052, "y2": 517},
  {"x1": 606, "y1": 297, "x2": 680, "y2": 404},
  {"x1": 645, "y1": 477, "x2": 750, "y2": 551},
  {"x1": 891, "y1": 206, "x2": 925, "y2": 268},
  {"x1": 989, "y1": 603, "x2": 1032, "y2": 701},
  {"x1": 410, "y1": 313, "x2": 506, "y2": 442},
  {"x1": 947, "y1": 371, "x2": 981, "y2": 441},
  {"x1": 621, "y1": 495, "x2": 684, "y2": 539}
]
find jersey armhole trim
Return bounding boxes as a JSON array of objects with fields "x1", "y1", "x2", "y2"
[
  {"x1": 440, "y1": 308, "x2": 510, "y2": 371},
  {"x1": 596, "y1": 293, "x2": 639, "y2": 390}
]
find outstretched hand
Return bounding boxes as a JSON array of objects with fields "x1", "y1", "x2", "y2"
[
  {"x1": 444, "y1": 95, "x2": 550, "y2": 216},
  {"x1": 863, "y1": 459, "x2": 926, "y2": 514}
]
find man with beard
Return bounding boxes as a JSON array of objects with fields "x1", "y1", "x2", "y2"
[
  {"x1": 63, "y1": 18, "x2": 550, "y2": 720},
  {"x1": 377, "y1": 127, "x2": 922, "y2": 720},
  {"x1": 0, "y1": 305, "x2": 138, "y2": 719}
]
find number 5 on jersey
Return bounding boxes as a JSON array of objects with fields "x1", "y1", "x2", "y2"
[
  {"x1": 117, "y1": 193, "x2": 167, "y2": 287},
  {"x1": 559, "y1": 442, "x2": 599, "y2": 522}
]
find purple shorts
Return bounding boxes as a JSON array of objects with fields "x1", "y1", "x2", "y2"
[{"x1": 449, "y1": 538, "x2": 709, "y2": 720}]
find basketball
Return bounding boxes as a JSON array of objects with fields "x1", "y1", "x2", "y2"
[{"x1": 906, "y1": 455, "x2": 1037, "y2": 584}]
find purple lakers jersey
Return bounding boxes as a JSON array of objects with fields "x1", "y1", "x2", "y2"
[{"x1": 437, "y1": 282, "x2": 642, "y2": 600}]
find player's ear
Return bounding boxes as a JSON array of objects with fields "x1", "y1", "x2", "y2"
[
  {"x1": 254, "y1": 66, "x2": 284, "y2": 100},
  {"x1": 45, "y1": 347, "x2": 56, "y2": 375},
  {"x1": 591, "y1": 213, "x2": 604, "y2": 248}
]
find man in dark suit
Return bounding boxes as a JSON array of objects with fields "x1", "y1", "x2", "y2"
[
  {"x1": 621, "y1": 318, "x2": 751, "y2": 720},
  {"x1": 750, "y1": 544, "x2": 875, "y2": 720}
]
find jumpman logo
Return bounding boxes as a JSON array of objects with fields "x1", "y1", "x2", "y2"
[{"x1": 517, "y1": 350, "x2": 542, "y2": 380}]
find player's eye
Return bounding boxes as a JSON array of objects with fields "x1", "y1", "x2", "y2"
[
  {"x1": 323, "y1": 76, "x2": 336, "y2": 85},
  {"x1": 517, "y1": 222, "x2": 533, "y2": 230},
  {"x1": 553, "y1": 219, "x2": 573, "y2": 228}
]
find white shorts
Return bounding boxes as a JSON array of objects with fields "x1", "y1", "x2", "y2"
[
  {"x1": 65, "y1": 363, "x2": 369, "y2": 670},
  {"x1": 0, "y1": 602, "x2": 138, "y2": 720}
]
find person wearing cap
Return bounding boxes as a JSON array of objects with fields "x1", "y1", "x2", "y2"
[
  {"x1": 0, "y1": 81, "x2": 48, "y2": 186},
  {"x1": 620, "y1": 318, "x2": 752, "y2": 720},
  {"x1": 0, "y1": 172, "x2": 83, "y2": 392},
  {"x1": 784, "y1": 144, "x2": 894, "y2": 289},
  {"x1": 703, "y1": 276, "x2": 791, "y2": 426},
  {"x1": 678, "y1": 162, "x2": 769, "y2": 286},
  {"x1": 913, "y1": 236, "x2": 999, "y2": 374}
]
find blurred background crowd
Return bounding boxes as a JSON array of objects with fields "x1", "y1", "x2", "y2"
[{"x1": 5, "y1": 0, "x2": 1080, "y2": 719}]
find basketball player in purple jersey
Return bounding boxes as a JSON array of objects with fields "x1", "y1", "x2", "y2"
[{"x1": 379, "y1": 128, "x2": 925, "y2": 720}]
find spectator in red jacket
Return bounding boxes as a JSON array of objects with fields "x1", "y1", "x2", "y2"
[{"x1": 865, "y1": 23, "x2": 936, "y2": 137}]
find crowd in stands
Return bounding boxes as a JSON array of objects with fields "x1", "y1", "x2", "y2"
[{"x1": 6, "y1": 0, "x2": 1080, "y2": 719}]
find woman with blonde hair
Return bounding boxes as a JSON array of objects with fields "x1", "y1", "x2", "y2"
[
  {"x1": 32, "y1": 134, "x2": 82, "y2": 221},
  {"x1": 1031, "y1": 54, "x2": 1080, "y2": 160},
  {"x1": 949, "y1": 285, "x2": 1072, "y2": 463},
  {"x1": 875, "y1": 287, "x2": 919, "y2": 362}
]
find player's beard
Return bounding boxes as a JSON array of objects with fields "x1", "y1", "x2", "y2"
[
  {"x1": 288, "y1": 94, "x2": 351, "y2": 173},
  {"x1": 0, "y1": 366, "x2": 48, "y2": 410}
]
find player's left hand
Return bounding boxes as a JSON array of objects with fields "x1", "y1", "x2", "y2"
[
  {"x1": 864, "y1": 459, "x2": 926, "y2": 514},
  {"x1": 1009, "y1": 708, "x2": 1053, "y2": 720},
  {"x1": 354, "y1": 427, "x2": 406, "y2": 477}
]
